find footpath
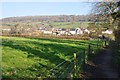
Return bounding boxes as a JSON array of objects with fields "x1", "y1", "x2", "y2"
[{"x1": 83, "y1": 44, "x2": 119, "y2": 78}]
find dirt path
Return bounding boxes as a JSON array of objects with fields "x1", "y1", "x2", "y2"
[{"x1": 83, "y1": 45, "x2": 119, "y2": 78}]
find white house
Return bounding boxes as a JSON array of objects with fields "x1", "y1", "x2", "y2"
[{"x1": 102, "y1": 30, "x2": 113, "y2": 34}]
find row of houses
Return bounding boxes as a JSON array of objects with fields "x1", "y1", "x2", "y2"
[
  {"x1": 1, "y1": 24, "x2": 113, "y2": 36},
  {"x1": 38, "y1": 27, "x2": 113, "y2": 36}
]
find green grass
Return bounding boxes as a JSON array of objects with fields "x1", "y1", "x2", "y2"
[
  {"x1": 1, "y1": 36, "x2": 103, "y2": 78},
  {"x1": 50, "y1": 22, "x2": 89, "y2": 28},
  {"x1": 2, "y1": 22, "x2": 90, "y2": 29}
]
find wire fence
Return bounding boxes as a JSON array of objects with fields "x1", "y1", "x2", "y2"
[{"x1": 38, "y1": 40, "x2": 109, "y2": 78}]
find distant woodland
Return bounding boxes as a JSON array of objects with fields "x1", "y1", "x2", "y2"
[{"x1": 0, "y1": 15, "x2": 105, "y2": 23}]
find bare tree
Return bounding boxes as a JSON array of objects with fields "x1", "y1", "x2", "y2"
[
  {"x1": 92, "y1": 2, "x2": 117, "y2": 28},
  {"x1": 92, "y1": 1, "x2": 120, "y2": 42}
]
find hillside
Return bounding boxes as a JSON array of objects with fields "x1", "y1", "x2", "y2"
[{"x1": 1, "y1": 15, "x2": 94, "y2": 23}]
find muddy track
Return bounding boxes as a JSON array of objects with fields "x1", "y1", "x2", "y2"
[{"x1": 82, "y1": 45, "x2": 119, "y2": 78}]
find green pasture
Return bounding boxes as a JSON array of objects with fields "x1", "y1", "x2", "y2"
[
  {"x1": 1, "y1": 36, "x2": 103, "y2": 78},
  {"x1": 2, "y1": 22, "x2": 90, "y2": 29},
  {"x1": 50, "y1": 22, "x2": 89, "y2": 28},
  {"x1": 38, "y1": 22, "x2": 90, "y2": 28}
]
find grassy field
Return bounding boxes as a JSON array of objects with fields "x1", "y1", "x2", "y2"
[
  {"x1": 2, "y1": 22, "x2": 90, "y2": 29},
  {"x1": 1, "y1": 36, "x2": 103, "y2": 78},
  {"x1": 50, "y1": 22, "x2": 89, "y2": 28}
]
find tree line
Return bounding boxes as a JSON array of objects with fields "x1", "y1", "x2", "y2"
[{"x1": 1, "y1": 15, "x2": 102, "y2": 23}]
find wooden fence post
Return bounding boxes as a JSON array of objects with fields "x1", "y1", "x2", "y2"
[
  {"x1": 84, "y1": 49, "x2": 87, "y2": 64},
  {"x1": 84, "y1": 49, "x2": 85, "y2": 64},
  {"x1": 105, "y1": 40, "x2": 107, "y2": 46},
  {"x1": 74, "y1": 52, "x2": 77, "y2": 78},
  {"x1": 88, "y1": 44, "x2": 91, "y2": 54}
]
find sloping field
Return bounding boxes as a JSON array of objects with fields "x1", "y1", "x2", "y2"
[
  {"x1": 1, "y1": 36, "x2": 102, "y2": 78},
  {"x1": 50, "y1": 22, "x2": 89, "y2": 28}
]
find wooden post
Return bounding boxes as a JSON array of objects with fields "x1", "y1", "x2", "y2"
[
  {"x1": 84, "y1": 49, "x2": 86, "y2": 64},
  {"x1": 105, "y1": 40, "x2": 107, "y2": 46},
  {"x1": 88, "y1": 44, "x2": 91, "y2": 54},
  {"x1": 74, "y1": 52, "x2": 77, "y2": 78},
  {"x1": 84, "y1": 49, "x2": 87, "y2": 64},
  {"x1": 74, "y1": 48, "x2": 77, "y2": 53}
]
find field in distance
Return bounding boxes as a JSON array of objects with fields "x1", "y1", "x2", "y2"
[{"x1": 2, "y1": 21, "x2": 92, "y2": 29}]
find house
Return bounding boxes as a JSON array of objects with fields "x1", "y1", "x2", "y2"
[{"x1": 102, "y1": 30, "x2": 113, "y2": 34}]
